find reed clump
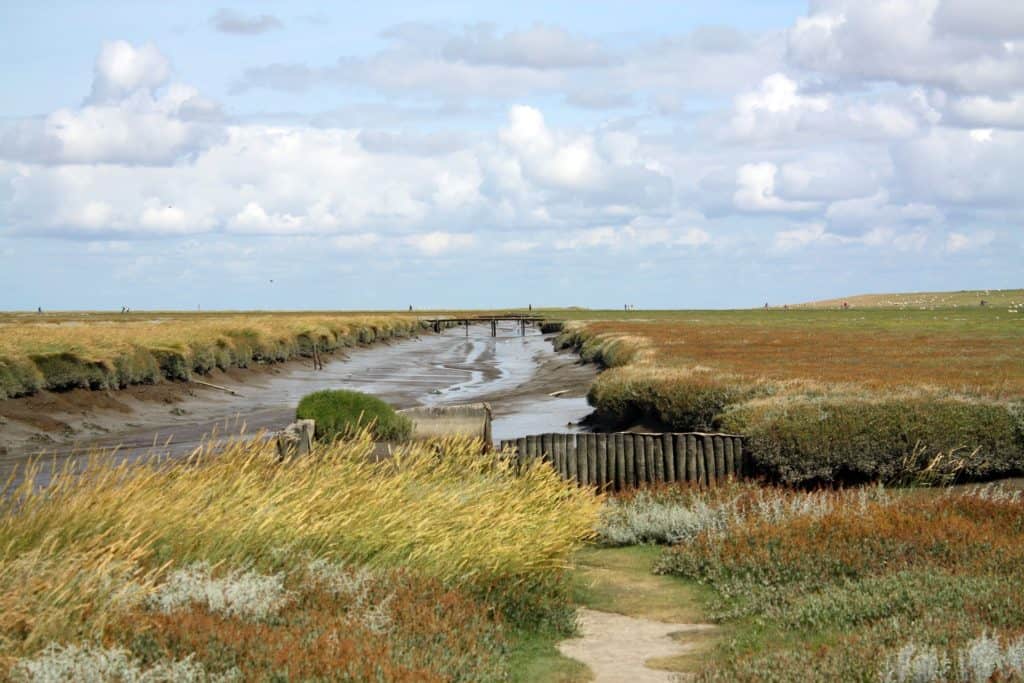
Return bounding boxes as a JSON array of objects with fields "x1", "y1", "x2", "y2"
[
  {"x1": 0, "y1": 313, "x2": 426, "y2": 399},
  {"x1": 0, "y1": 434, "x2": 600, "y2": 676},
  {"x1": 556, "y1": 314, "x2": 1024, "y2": 485}
]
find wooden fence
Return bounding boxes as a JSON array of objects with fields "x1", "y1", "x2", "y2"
[{"x1": 498, "y1": 432, "x2": 746, "y2": 489}]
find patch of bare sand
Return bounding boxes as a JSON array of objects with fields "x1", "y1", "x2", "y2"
[{"x1": 558, "y1": 608, "x2": 715, "y2": 682}]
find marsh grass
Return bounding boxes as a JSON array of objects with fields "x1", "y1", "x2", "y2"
[
  {"x1": 0, "y1": 434, "x2": 600, "y2": 676},
  {"x1": 0, "y1": 313, "x2": 425, "y2": 399},
  {"x1": 642, "y1": 481, "x2": 1024, "y2": 681},
  {"x1": 555, "y1": 309, "x2": 1024, "y2": 484}
]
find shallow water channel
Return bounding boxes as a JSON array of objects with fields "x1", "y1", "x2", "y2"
[{"x1": 1, "y1": 323, "x2": 596, "y2": 486}]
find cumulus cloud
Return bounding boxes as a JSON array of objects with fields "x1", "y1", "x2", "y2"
[
  {"x1": 0, "y1": 42, "x2": 224, "y2": 166},
  {"x1": 87, "y1": 41, "x2": 171, "y2": 103},
  {"x1": 786, "y1": 0, "x2": 1024, "y2": 93},
  {"x1": 946, "y1": 229, "x2": 996, "y2": 253},
  {"x1": 442, "y1": 23, "x2": 613, "y2": 69},
  {"x1": 406, "y1": 231, "x2": 476, "y2": 255},
  {"x1": 734, "y1": 163, "x2": 818, "y2": 213},
  {"x1": 211, "y1": 9, "x2": 283, "y2": 35}
]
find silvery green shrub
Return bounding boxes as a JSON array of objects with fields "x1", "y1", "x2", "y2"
[
  {"x1": 303, "y1": 559, "x2": 393, "y2": 634},
  {"x1": 881, "y1": 634, "x2": 1024, "y2": 683},
  {"x1": 146, "y1": 563, "x2": 290, "y2": 621},
  {"x1": 10, "y1": 643, "x2": 236, "y2": 683}
]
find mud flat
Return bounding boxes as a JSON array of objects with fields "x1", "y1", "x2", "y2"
[{"x1": 0, "y1": 323, "x2": 596, "y2": 482}]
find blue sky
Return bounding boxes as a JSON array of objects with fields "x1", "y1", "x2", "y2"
[{"x1": 1, "y1": 1, "x2": 1021, "y2": 310}]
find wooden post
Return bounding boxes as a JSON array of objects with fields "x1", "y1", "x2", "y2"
[
  {"x1": 694, "y1": 436, "x2": 705, "y2": 486},
  {"x1": 588, "y1": 434, "x2": 599, "y2": 488},
  {"x1": 714, "y1": 437, "x2": 725, "y2": 483},
  {"x1": 566, "y1": 433, "x2": 578, "y2": 483},
  {"x1": 635, "y1": 434, "x2": 647, "y2": 485},
  {"x1": 674, "y1": 434, "x2": 686, "y2": 484},
  {"x1": 624, "y1": 434, "x2": 635, "y2": 488},
  {"x1": 613, "y1": 433, "x2": 625, "y2": 491},
  {"x1": 526, "y1": 435, "x2": 538, "y2": 461},
  {"x1": 724, "y1": 437, "x2": 735, "y2": 478},
  {"x1": 702, "y1": 435, "x2": 716, "y2": 486},
  {"x1": 662, "y1": 433, "x2": 676, "y2": 483},
  {"x1": 557, "y1": 436, "x2": 565, "y2": 479},
  {"x1": 595, "y1": 434, "x2": 608, "y2": 489},
  {"x1": 648, "y1": 434, "x2": 658, "y2": 485},
  {"x1": 735, "y1": 437, "x2": 746, "y2": 477},
  {"x1": 541, "y1": 433, "x2": 553, "y2": 468},
  {"x1": 577, "y1": 434, "x2": 590, "y2": 486}
]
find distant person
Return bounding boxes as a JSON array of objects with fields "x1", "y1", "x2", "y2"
[
  {"x1": 764, "y1": 302, "x2": 769, "y2": 309},
  {"x1": 409, "y1": 305, "x2": 413, "y2": 312},
  {"x1": 37, "y1": 306, "x2": 42, "y2": 314},
  {"x1": 529, "y1": 304, "x2": 532, "y2": 311}
]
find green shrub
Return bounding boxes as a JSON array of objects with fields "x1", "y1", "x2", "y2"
[
  {"x1": 112, "y1": 348, "x2": 161, "y2": 387},
  {"x1": 0, "y1": 357, "x2": 43, "y2": 400},
  {"x1": 296, "y1": 389, "x2": 412, "y2": 442},
  {"x1": 29, "y1": 353, "x2": 113, "y2": 391},
  {"x1": 148, "y1": 348, "x2": 190, "y2": 381},
  {"x1": 587, "y1": 369, "x2": 754, "y2": 431},
  {"x1": 720, "y1": 398, "x2": 1024, "y2": 485}
]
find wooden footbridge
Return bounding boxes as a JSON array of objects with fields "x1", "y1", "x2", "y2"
[{"x1": 422, "y1": 314, "x2": 547, "y2": 336}]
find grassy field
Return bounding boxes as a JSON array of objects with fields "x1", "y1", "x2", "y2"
[
  {"x1": 0, "y1": 311, "x2": 425, "y2": 400},
  {"x1": 591, "y1": 481, "x2": 1024, "y2": 682},
  {"x1": 0, "y1": 434, "x2": 599, "y2": 680},
  {"x1": 552, "y1": 300, "x2": 1024, "y2": 484}
]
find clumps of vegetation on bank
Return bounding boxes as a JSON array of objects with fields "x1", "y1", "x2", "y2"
[
  {"x1": 599, "y1": 481, "x2": 1024, "y2": 682},
  {"x1": 0, "y1": 314, "x2": 426, "y2": 400},
  {"x1": 556, "y1": 318, "x2": 1024, "y2": 485},
  {"x1": 297, "y1": 389, "x2": 413, "y2": 442},
  {"x1": 0, "y1": 434, "x2": 600, "y2": 679}
]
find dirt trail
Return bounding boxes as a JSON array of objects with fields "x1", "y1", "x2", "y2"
[{"x1": 558, "y1": 608, "x2": 714, "y2": 682}]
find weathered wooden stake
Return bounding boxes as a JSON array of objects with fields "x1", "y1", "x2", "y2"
[
  {"x1": 587, "y1": 434, "x2": 598, "y2": 488},
  {"x1": 595, "y1": 434, "x2": 607, "y2": 489},
  {"x1": 714, "y1": 436, "x2": 725, "y2": 483},
  {"x1": 724, "y1": 437, "x2": 735, "y2": 478},
  {"x1": 662, "y1": 433, "x2": 676, "y2": 483},
  {"x1": 674, "y1": 434, "x2": 686, "y2": 484},
  {"x1": 703, "y1": 435, "x2": 716, "y2": 486},
  {"x1": 635, "y1": 434, "x2": 647, "y2": 485},
  {"x1": 613, "y1": 433, "x2": 625, "y2": 491},
  {"x1": 695, "y1": 436, "x2": 705, "y2": 485},
  {"x1": 566, "y1": 433, "x2": 578, "y2": 483},
  {"x1": 624, "y1": 434, "x2": 635, "y2": 488},
  {"x1": 577, "y1": 434, "x2": 590, "y2": 486}
]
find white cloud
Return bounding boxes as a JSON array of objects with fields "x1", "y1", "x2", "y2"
[
  {"x1": 88, "y1": 41, "x2": 171, "y2": 103},
  {"x1": 211, "y1": 9, "x2": 283, "y2": 35},
  {"x1": 734, "y1": 163, "x2": 819, "y2": 213},
  {"x1": 405, "y1": 231, "x2": 476, "y2": 255},
  {"x1": 946, "y1": 230, "x2": 995, "y2": 253},
  {"x1": 786, "y1": 0, "x2": 1024, "y2": 93},
  {"x1": 441, "y1": 23, "x2": 613, "y2": 69},
  {"x1": 332, "y1": 233, "x2": 380, "y2": 250}
]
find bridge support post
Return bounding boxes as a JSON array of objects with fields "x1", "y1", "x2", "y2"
[
  {"x1": 491, "y1": 320, "x2": 497, "y2": 337},
  {"x1": 465, "y1": 320, "x2": 469, "y2": 336}
]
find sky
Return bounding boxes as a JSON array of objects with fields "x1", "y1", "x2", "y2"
[{"x1": 0, "y1": 0, "x2": 1021, "y2": 310}]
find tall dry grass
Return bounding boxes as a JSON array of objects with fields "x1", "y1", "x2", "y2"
[
  {"x1": 0, "y1": 313, "x2": 425, "y2": 398},
  {"x1": 0, "y1": 434, "x2": 600, "y2": 667}
]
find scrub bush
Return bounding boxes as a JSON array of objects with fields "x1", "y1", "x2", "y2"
[
  {"x1": 296, "y1": 389, "x2": 413, "y2": 442},
  {"x1": 720, "y1": 398, "x2": 1024, "y2": 485}
]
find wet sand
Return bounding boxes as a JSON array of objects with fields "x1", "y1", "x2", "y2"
[{"x1": 0, "y1": 323, "x2": 596, "y2": 481}]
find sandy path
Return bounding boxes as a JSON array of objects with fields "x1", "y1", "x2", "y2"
[{"x1": 558, "y1": 608, "x2": 715, "y2": 682}]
